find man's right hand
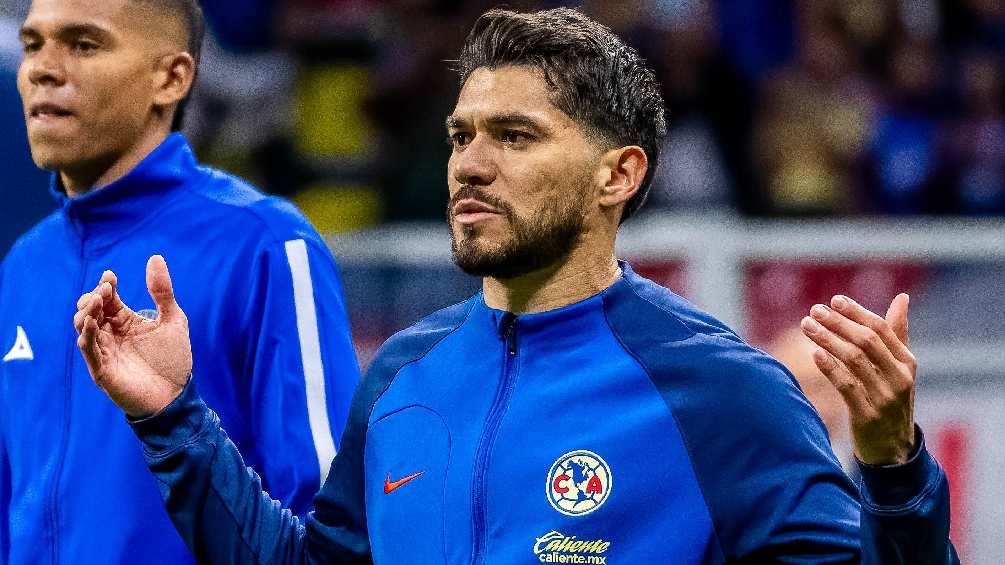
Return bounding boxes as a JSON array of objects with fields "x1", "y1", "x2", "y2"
[{"x1": 73, "y1": 255, "x2": 193, "y2": 418}]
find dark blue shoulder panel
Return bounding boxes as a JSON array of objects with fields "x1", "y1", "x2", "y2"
[
  {"x1": 307, "y1": 296, "x2": 478, "y2": 560},
  {"x1": 603, "y1": 267, "x2": 861, "y2": 563}
]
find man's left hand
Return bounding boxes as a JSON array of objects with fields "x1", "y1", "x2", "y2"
[{"x1": 800, "y1": 293, "x2": 917, "y2": 465}]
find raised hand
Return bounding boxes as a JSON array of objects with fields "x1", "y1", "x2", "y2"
[
  {"x1": 800, "y1": 294, "x2": 917, "y2": 465},
  {"x1": 73, "y1": 255, "x2": 193, "y2": 418}
]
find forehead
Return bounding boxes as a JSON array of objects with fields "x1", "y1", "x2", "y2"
[
  {"x1": 24, "y1": 0, "x2": 134, "y2": 32},
  {"x1": 452, "y1": 66, "x2": 575, "y2": 127}
]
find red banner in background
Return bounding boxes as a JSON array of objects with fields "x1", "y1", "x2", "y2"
[
  {"x1": 744, "y1": 260, "x2": 931, "y2": 345},
  {"x1": 933, "y1": 422, "x2": 971, "y2": 561}
]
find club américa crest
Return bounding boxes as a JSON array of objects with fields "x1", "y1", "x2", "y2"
[{"x1": 546, "y1": 450, "x2": 612, "y2": 516}]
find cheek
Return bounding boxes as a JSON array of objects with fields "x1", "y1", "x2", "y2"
[
  {"x1": 502, "y1": 160, "x2": 569, "y2": 207},
  {"x1": 84, "y1": 62, "x2": 151, "y2": 116}
]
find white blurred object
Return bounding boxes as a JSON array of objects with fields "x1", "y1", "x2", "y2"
[
  {"x1": 899, "y1": 0, "x2": 941, "y2": 39},
  {"x1": 0, "y1": 16, "x2": 23, "y2": 71},
  {"x1": 649, "y1": 0, "x2": 706, "y2": 28},
  {"x1": 183, "y1": 35, "x2": 296, "y2": 150},
  {"x1": 0, "y1": 1, "x2": 29, "y2": 20},
  {"x1": 650, "y1": 118, "x2": 731, "y2": 209}
]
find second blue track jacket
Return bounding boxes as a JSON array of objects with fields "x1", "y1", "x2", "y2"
[{"x1": 0, "y1": 134, "x2": 360, "y2": 564}]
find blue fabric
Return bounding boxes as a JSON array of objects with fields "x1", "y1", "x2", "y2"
[
  {"x1": 859, "y1": 428, "x2": 960, "y2": 564},
  {"x1": 0, "y1": 133, "x2": 360, "y2": 564},
  {"x1": 716, "y1": 0, "x2": 796, "y2": 81},
  {"x1": 871, "y1": 112, "x2": 938, "y2": 213},
  {"x1": 128, "y1": 263, "x2": 958, "y2": 563},
  {"x1": 199, "y1": 0, "x2": 278, "y2": 51}
]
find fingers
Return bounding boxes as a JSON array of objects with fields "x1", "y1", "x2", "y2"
[
  {"x1": 810, "y1": 347, "x2": 877, "y2": 418},
  {"x1": 800, "y1": 314, "x2": 892, "y2": 401},
  {"x1": 832, "y1": 294, "x2": 914, "y2": 366},
  {"x1": 76, "y1": 270, "x2": 125, "y2": 314},
  {"x1": 74, "y1": 293, "x2": 103, "y2": 334},
  {"x1": 73, "y1": 298, "x2": 88, "y2": 332},
  {"x1": 885, "y1": 293, "x2": 910, "y2": 347},
  {"x1": 99, "y1": 269, "x2": 117, "y2": 287},
  {"x1": 800, "y1": 293, "x2": 918, "y2": 412},
  {"x1": 97, "y1": 270, "x2": 133, "y2": 319},
  {"x1": 77, "y1": 314, "x2": 104, "y2": 382},
  {"x1": 146, "y1": 255, "x2": 180, "y2": 322},
  {"x1": 807, "y1": 301, "x2": 904, "y2": 378}
]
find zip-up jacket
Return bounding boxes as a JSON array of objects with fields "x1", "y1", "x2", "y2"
[
  {"x1": 129, "y1": 263, "x2": 957, "y2": 563},
  {"x1": 0, "y1": 134, "x2": 360, "y2": 564}
]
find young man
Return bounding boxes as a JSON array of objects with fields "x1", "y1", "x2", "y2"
[
  {"x1": 73, "y1": 8, "x2": 957, "y2": 563},
  {"x1": 0, "y1": 1, "x2": 359, "y2": 563}
]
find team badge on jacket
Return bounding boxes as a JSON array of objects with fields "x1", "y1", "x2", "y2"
[
  {"x1": 546, "y1": 450, "x2": 612, "y2": 516},
  {"x1": 3, "y1": 326, "x2": 34, "y2": 362}
]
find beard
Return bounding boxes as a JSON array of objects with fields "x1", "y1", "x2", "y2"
[{"x1": 448, "y1": 184, "x2": 587, "y2": 279}]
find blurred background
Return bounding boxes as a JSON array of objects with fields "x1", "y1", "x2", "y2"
[{"x1": 1, "y1": 0, "x2": 1003, "y2": 561}]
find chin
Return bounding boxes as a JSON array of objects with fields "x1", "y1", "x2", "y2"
[
  {"x1": 27, "y1": 140, "x2": 73, "y2": 171},
  {"x1": 28, "y1": 149, "x2": 63, "y2": 172}
]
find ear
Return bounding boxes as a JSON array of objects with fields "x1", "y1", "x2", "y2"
[
  {"x1": 151, "y1": 52, "x2": 196, "y2": 113},
  {"x1": 597, "y1": 146, "x2": 648, "y2": 211}
]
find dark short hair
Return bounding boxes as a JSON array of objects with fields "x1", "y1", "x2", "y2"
[
  {"x1": 134, "y1": 0, "x2": 205, "y2": 131},
  {"x1": 456, "y1": 8, "x2": 667, "y2": 223}
]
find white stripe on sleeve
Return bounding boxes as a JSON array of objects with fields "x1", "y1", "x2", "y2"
[{"x1": 284, "y1": 238, "x2": 337, "y2": 486}]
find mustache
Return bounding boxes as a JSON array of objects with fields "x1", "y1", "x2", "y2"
[{"x1": 447, "y1": 186, "x2": 514, "y2": 217}]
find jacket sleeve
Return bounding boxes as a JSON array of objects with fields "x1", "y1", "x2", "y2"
[
  {"x1": 681, "y1": 352, "x2": 960, "y2": 564},
  {"x1": 238, "y1": 237, "x2": 360, "y2": 517},
  {"x1": 129, "y1": 376, "x2": 372, "y2": 564},
  {"x1": 857, "y1": 427, "x2": 960, "y2": 565},
  {"x1": 128, "y1": 302, "x2": 460, "y2": 563}
]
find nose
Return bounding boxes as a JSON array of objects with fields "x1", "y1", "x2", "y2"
[
  {"x1": 24, "y1": 45, "x2": 67, "y2": 88},
  {"x1": 452, "y1": 136, "x2": 497, "y2": 187}
]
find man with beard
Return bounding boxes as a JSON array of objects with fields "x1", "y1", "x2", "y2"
[{"x1": 70, "y1": 8, "x2": 957, "y2": 563}]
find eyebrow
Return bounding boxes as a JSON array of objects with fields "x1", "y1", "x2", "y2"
[
  {"x1": 446, "y1": 113, "x2": 550, "y2": 134},
  {"x1": 19, "y1": 22, "x2": 113, "y2": 43}
]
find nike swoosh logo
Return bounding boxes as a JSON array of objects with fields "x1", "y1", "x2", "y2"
[{"x1": 384, "y1": 471, "x2": 424, "y2": 494}]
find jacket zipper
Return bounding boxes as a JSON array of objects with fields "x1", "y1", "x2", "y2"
[
  {"x1": 50, "y1": 224, "x2": 85, "y2": 564},
  {"x1": 470, "y1": 313, "x2": 519, "y2": 563}
]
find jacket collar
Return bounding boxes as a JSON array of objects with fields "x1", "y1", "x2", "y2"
[
  {"x1": 476, "y1": 262, "x2": 636, "y2": 337},
  {"x1": 51, "y1": 133, "x2": 199, "y2": 241}
]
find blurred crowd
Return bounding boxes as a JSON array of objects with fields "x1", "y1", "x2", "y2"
[{"x1": 2, "y1": 0, "x2": 1004, "y2": 242}]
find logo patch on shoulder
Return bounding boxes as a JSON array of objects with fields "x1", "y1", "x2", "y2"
[
  {"x1": 546, "y1": 450, "x2": 612, "y2": 516},
  {"x1": 3, "y1": 326, "x2": 34, "y2": 362}
]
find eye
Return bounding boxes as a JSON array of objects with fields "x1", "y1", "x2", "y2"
[
  {"x1": 448, "y1": 132, "x2": 472, "y2": 148},
  {"x1": 501, "y1": 130, "x2": 532, "y2": 144},
  {"x1": 21, "y1": 40, "x2": 41, "y2": 54},
  {"x1": 72, "y1": 40, "x2": 99, "y2": 54}
]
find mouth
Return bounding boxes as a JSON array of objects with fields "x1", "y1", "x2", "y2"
[
  {"x1": 29, "y1": 103, "x2": 74, "y2": 121},
  {"x1": 452, "y1": 199, "x2": 502, "y2": 225}
]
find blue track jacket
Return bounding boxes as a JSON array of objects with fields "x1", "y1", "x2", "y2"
[
  {"x1": 129, "y1": 264, "x2": 956, "y2": 563},
  {"x1": 0, "y1": 134, "x2": 360, "y2": 563}
]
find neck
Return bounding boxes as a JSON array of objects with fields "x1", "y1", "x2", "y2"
[
  {"x1": 61, "y1": 126, "x2": 172, "y2": 198},
  {"x1": 482, "y1": 234, "x2": 621, "y2": 314}
]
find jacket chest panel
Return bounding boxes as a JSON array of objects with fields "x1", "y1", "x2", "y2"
[{"x1": 362, "y1": 321, "x2": 717, "y2": 563}]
